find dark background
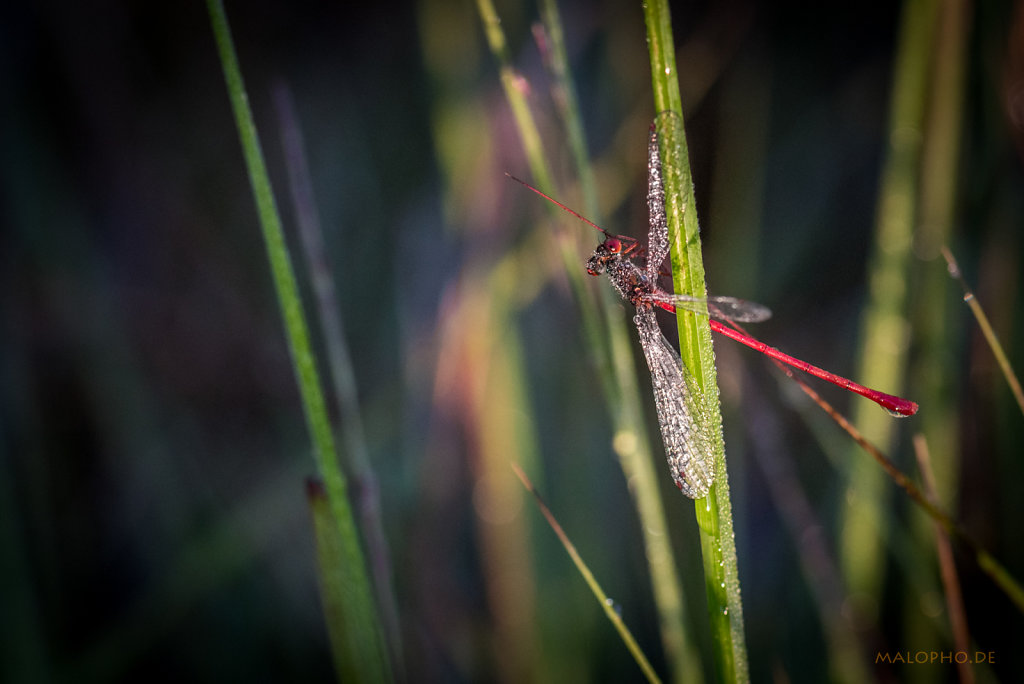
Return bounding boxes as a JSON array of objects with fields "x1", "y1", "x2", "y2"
[{"x1": 2, "y1": 0, "x2": 1022, "y2": 682}]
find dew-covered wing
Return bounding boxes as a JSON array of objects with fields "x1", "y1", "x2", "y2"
[
  {"x1": 632, "y1": 310, "x2": 713, "y2": 498},
  {"x1": 645, "y1": 125, "x2": 669, "y2": 282}
]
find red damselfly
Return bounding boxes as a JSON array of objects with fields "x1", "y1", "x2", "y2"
[{"x1": 509, "y1": 122, "x2": 918, "y2": 498}]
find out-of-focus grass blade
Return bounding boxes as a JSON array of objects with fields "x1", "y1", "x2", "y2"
[
  {"x1": 272, "y1": 82, "x2": 403, "y2": 673},
  {"x1": 839, "y1": 0, "x2": 938, "y2": 612},
  {"x1": 476, "y1": 2, "x2": 698, "y2": 681},
  {"x1": 306, "y1": 480, "x2": 364, "y2": 683}
]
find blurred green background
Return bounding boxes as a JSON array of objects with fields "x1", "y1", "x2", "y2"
[{"x1": 3, "y1": 0, "x2": 1023, "y2": 682}]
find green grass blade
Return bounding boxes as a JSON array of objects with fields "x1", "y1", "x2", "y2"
[
  {"x1": 643, "y1": 2, "x2": 748, "y2": 682},
  {"x1": 839, "y1": 0, "x2": 939, "y2": 613},
  {"x1": 205, "y1": 2, "x2": 391, "y2": 680}
]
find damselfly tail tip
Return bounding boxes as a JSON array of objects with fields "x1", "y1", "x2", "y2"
[{"x1": 878, "y1": 396, "x2": 919, "y2": 418}]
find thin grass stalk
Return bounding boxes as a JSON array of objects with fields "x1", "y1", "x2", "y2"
[
  {"x1": 756, "y1": 328, "x2": 1024, "y2": 627},
  {"x1": 475, "y1": 0, "x2": 610, "y2": 389},
  {"x1": 272, "y1": 83, "x2": 403, "y2": 672},
  {"x1": 776, "y1": 354, "x2": 1024, "y2": 613},
  {"x1": 205, "y1": 2, "x2": 391, "y2": 680},
  {"x1": 513, "y1": 465, "x2": 662, "y2": 684},
  {"x1": 476, "y1": 2, "x2": 701, "y2": 680},
  {"x1": 942, "y1": 247, "x2": 1024, "y2": 417},
  {"x1": 477, "y1": 0, "x2": 629, "y2": 468},
  {"x1": 839, "y1": 0, "x2": 939, "y2": 610},
  {"x1": 911, "y1": 436, "x2": 974, "y2": 684},
  {"x1": 536, "y1": 2, "x2": 699, "y2": 680},
  {"x1": 536, "y1": 0, "x2": 599, "y2": 218},
  {"x1": 643, "y1": 1, "x2": 748, "y2": 682},
  {"x1": 476, "y1": 0, "x2": 553, "y2": 190}
]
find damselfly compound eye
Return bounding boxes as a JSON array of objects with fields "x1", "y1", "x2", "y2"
[{"x1": 605, "y1": 238, "x2": 622, "y2": 253}]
